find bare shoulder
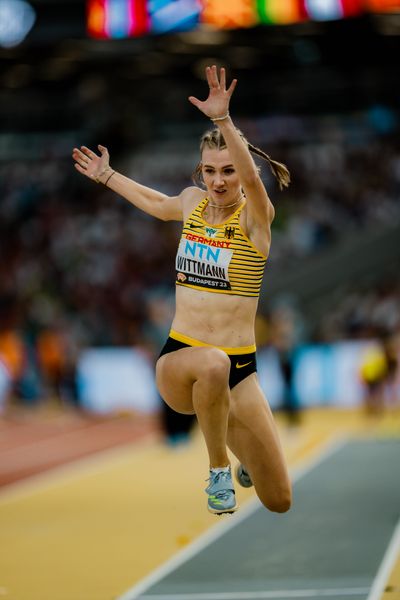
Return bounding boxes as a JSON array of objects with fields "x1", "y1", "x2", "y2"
[
  {"x1": 179, "y1": 186, "x2": 205, "y2": 220},
  {"x1": 163, "y1": 186, "x2": 203, "y2": 222}
]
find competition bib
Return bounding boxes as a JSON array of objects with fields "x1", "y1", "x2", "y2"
[{"x1": 176, "y1": 235, "x2": 233, "y2": 291}]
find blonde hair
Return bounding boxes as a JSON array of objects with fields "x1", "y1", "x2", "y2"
[{"x1": 193, "y1": 128, "x2": 290, "y2": 191}]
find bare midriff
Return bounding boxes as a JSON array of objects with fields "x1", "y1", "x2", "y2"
[{"x1": 171, "y1": 285, "x2": 258, "y2": 348}]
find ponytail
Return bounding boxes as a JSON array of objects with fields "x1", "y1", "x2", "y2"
[
  {"x1": 247, "y1": 143, "x2": 290, "y2": 191},
  {"x1": 194, "y1": 127, "x2": 290, "y2": 191}
]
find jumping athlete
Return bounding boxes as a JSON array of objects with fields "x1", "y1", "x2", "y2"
[{"x1": 72, "y1": 65, "x2": 292, "y2": 515}]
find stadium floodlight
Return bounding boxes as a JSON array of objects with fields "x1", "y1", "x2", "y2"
[{"x1": 0, "y1": 0, "x2": 36, "y2": 48}]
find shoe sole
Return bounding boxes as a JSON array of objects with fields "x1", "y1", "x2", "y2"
[{"x1": 207, "y1": 502, "x2": 239, "y2": 515}]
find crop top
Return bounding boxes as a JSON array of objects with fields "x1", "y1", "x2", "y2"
[{"x1": 175, "y1": 197, "x2": 267, "y2": 298}]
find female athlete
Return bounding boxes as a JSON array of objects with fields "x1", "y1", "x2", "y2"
[{"x1": 72, "y1": 65, "x2": 292, "y2": 516}]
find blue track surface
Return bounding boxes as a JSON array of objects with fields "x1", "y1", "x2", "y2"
[{"x1": 122, "y1": 440, "x2": 400, "y2": 600}]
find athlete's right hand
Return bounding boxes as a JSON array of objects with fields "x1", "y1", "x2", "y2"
[{"x1": 72, "y1": 144, "x2": 110, "y2": 182}]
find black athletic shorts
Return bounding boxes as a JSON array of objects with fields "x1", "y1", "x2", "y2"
[{"x1": 159, "y1": 333, "x2": 257, "y2": 390}]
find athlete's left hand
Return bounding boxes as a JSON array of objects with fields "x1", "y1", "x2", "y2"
[{"x1": 188, "y1": 65, "x2": 237, "y2": 120}]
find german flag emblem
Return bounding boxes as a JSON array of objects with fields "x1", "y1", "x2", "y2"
[{"x1": 224, "y1": 226, "x2": 235, "y2": 239}]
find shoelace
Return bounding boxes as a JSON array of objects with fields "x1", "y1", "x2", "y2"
[
  {"x1": 207, "y1": 470, "x2": 230, "y2": 484},
  {"x1": 206, "y1": 471, "x2": 233, "y2": 501}
]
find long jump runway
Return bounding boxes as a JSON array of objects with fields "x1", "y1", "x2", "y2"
[{"x1": 119, "y1": 439, "x2": 400, "y2": 600}]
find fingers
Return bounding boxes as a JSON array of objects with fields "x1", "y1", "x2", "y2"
[
  {"x1": 220, "y1": 67, "x2": 226, "y2": 90},
  {"x1": 81, "y1": 145, "x2": 97, "y2": 159},
  {"x1": 205, "y1": 65, "x2": 235, "y2": 94},
  {"x1": 188, "y1": 95, "x2": 202, "y2": 108},
  {"x1": 72, "y1": 147, "x2": 83, "y2": 159},
  {"x1": 72, "y1": 150, "x2": 89, "y2": 169},
  {"x1": 227, "y1": 78, "x2": 238, "y2": 96},
  {"x1": 72, "y1": 144, "x2": 108, "y2": 164},
  {"x1": 205, "y1": 66, "x2": 214, "y2": 88},
  {"x1": 74, "y1": 162, "x2": 97, "y2": 180},
  {"x1": 205, "y1": 65, "x2": 220, "y2": 88},
  {"x1": 72, "y1": 146, "x2": 96, "y2": 173},
  {"x1": 74, "y1": 163, "x2": 87, "y2": 175},
  {"x1": 73, "y1": 144, "x2": 109, "y2": 179},
  {"x1": 209, "y1": 65, "x2": 219, "y2": 88},
  {"x1": 72, "y1": 147, "x2": 90, "y2": 163}
]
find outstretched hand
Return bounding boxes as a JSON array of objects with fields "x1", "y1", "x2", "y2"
[
  {"x1": 189, "y1": 65, "x2": 237, "y2": 120},
  {"x1": 72, "y1": 145, "x2": 110, "y2": 181}
]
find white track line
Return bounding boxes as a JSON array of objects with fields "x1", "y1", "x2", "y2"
[
  {"x1": 116, "y1": 436, "x2": 348, "y2": 600},
  {"x1": 139, "y1": 588, "x2": 369, "y2": 599},
  {"x1": 366, "y1": 517, "x2": 400, "y2": 600}
]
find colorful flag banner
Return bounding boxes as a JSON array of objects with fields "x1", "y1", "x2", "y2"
[
  {"x1": 87, "y1": 0, "x2": 400, "y2": 38},
  {"x1": 107, "y1": 0, "x2": 130, "y2": 37},
  {"x1": 257, "y1": 0, "x2": 308, "y2": 25},
  {"x1": 364, "y1": 0, "x2": 400, "y2": 11},
  {"x1": 87, "y1": 0, "x2": 107, "y2": 38},
  {"x1": 128, "y1": 0, "x2": 149, "y2": 35},
  {"x1": 201, "y1": 0, "x2": 259, "y2": 29},
  {"x1": 87, "y1": 0, "x2": 148, "y2": 37},
  {"x1": 149, "y1": 0, "x2": 201, "y2": 33},
  {"x1": 340, "y1": 0, "x2": 363, "y2": 17}
]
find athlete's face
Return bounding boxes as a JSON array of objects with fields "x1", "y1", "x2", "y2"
[{"x1": 201, "y1": 148, "x2": 241, "y2": 205}]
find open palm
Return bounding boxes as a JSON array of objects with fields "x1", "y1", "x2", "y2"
[
  {"x1": 189, "y1": 65, "x2": 237, "y2": 120},
  {"x1": 72, "y1": 144, "x2": 110, "y2": 181}
]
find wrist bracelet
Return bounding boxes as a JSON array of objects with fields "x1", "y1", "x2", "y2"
[
  {"x1": 211, "y1": 112, "x2": 230, "y2": 122},
  {"x1": 104, "y1": 170, "x2": 115, "y2": 186},
  {"x1": 94, "y1": 166, "x2": 111, "y2": 183}
]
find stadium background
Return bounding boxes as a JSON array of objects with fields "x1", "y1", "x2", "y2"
[
  {"x1": 0, "y1": 2, "x2": 399, "y2": 599},
  {"x1": 1, "y1": 0, "x2": 399, "y2": 414}
]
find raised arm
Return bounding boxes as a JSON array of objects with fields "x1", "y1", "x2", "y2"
[
  {"x1": 189, "y1": 66, "x2": 287, "y2": 228},
  {"x1": 72, "y1": 144, "x2": 185, "y2": 222}
]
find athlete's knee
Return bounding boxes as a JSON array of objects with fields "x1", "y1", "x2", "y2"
[
  {"x1": 197, "y1": 348, "x2": 230, "y2": 386},
  {"x1": 259, "y1": 484, "x2": 292, "y2": 514},
  {"x1": 267, "y1": 494, "x2": 292, "y2": 514}
]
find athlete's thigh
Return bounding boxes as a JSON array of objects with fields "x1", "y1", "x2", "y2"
[
  {"x1": 156, "y1": 349, "x2": 197, "y2": 414},
  {"x1": 156, "y1": 346, "x2": 228, "y2": 415},
  {"x1": 227, "y1": 374, "x2": 290, "y2": 496}
]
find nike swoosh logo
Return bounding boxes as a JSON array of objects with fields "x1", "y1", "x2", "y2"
[{"x1": 236, "y1": 361, "x2": 252, "y2": 369}]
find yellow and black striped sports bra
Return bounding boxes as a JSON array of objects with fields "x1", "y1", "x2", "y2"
[{"x1": 175, "y1": 197, "x2": 267, "y2": 298}]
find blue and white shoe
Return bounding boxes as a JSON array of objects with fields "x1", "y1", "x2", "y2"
[
  {"x1": 205, "y1": 467, "x2": 238, "y2": 515},
  {"x1": 236, "y1": 464, "x2": 253, "y2": 488}
]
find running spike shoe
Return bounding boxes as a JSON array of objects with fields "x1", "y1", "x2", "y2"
[
  {"x1": 236, "y1": 464, "x2": 253, "y2": 488},
  {"x1": 205, "y1": 467, "x2": 238, "y2": 515}
]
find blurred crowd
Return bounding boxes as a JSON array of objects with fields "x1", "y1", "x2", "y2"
[
  {"x1": 270, "y1": 135, "x2": 400, "y2": 263},
  {"x1": 0, "y1": 111, "x2": 399, "y2": 409}
]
